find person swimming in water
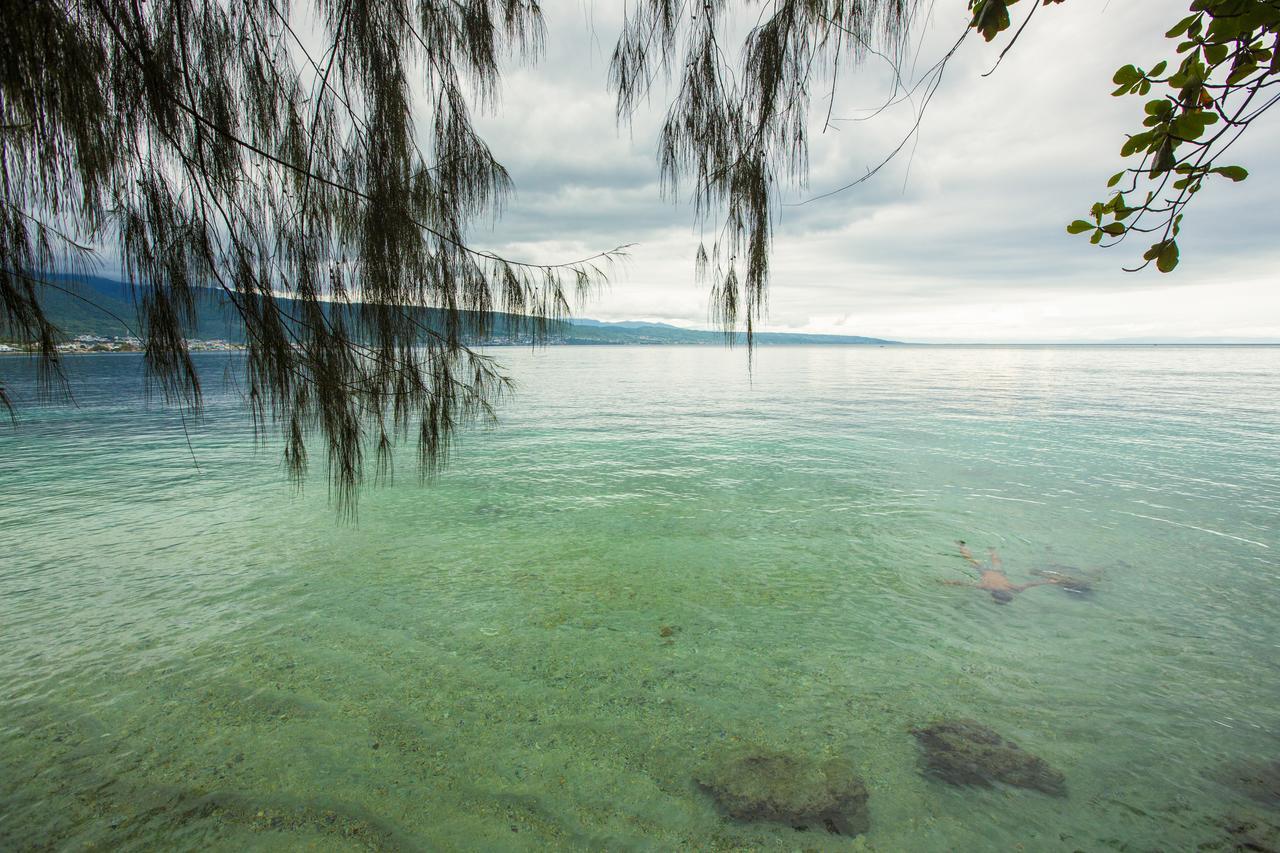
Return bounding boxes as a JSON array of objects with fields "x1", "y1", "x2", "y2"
[{"x1": 942, "y1": 541, "x2": 1065, "y2": 604}]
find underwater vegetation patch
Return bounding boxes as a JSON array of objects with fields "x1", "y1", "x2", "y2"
[
  {"x1": 695, "y1": 746, "x2": 870, "y2": 836},
  {"x1": 910, "y1": 719, "x2": 1066, "y2": 797},
  {"x1": 1206, "y1": 811, "x2": 1280, "y2": 852},
  {"x1": 108, "y1": 786, "x2": 413, "y2": 850},
  {"x1": 1216, "y1": 757, "x2": 1280, "y2": 810}
]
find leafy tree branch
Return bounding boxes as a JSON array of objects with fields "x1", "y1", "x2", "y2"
[{"x1": 1063, "y1": 0, "x2": 1279, "y2": 272}]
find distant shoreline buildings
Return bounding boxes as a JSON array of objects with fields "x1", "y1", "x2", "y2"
[{"x1": 0, "y1": 334, "x2": 245, "y2": 354}]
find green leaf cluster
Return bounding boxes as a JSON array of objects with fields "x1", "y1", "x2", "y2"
[
  {"x1": 1068, "y1": 0, "x2": 1277, "y2": 273},
  {"x1": 968, "y1": 0, "x2": 1067, "y2": 42}
]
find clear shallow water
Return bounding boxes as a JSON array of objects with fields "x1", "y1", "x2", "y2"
[{"x1": 1, "y1": 345, "x2": 1278, "y2": 851}]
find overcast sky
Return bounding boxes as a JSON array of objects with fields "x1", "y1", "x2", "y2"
[{"x1": 463, "y1": 0, "x2": 1278, "y2": 343}]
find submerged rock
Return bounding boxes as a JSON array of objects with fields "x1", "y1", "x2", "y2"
[
  {"x1": 695, "y1": 748, "x2": 870, "y2": 836},
  {"x1": 910, "y1": 719, "x2": 1066, "y2": 797}
]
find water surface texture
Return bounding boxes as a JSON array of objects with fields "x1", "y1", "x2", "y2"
[{"x1": 2, "y1": 346, "x2": 1278, "y2": 851}]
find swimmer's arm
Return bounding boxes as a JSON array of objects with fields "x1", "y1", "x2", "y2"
[
  {"x1": 956, "y1": 542, "x2": 982, "y2": 568},
  {"x1": 1012, "y1": 581, "x2": 1053, "y2": 591},
  {"x1": 939, "y1": 579, "x2": 974, "y2": 587}
]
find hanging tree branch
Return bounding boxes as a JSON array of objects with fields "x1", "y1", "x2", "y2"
[
  {"x1": 0, "y1": 0, "x2": 627, "y2": 515},
  {"x1": 610, "y1": 0, "x2": 928, "y2": 348}
]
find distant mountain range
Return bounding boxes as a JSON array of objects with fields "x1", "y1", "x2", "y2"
[{"x1": 23, "y1": 275, "x2": 899, "y2": 346}]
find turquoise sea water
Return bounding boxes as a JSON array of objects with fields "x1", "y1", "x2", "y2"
[{"x1": 1, "y1": 345, "x2": 1278, "y2": 851}]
